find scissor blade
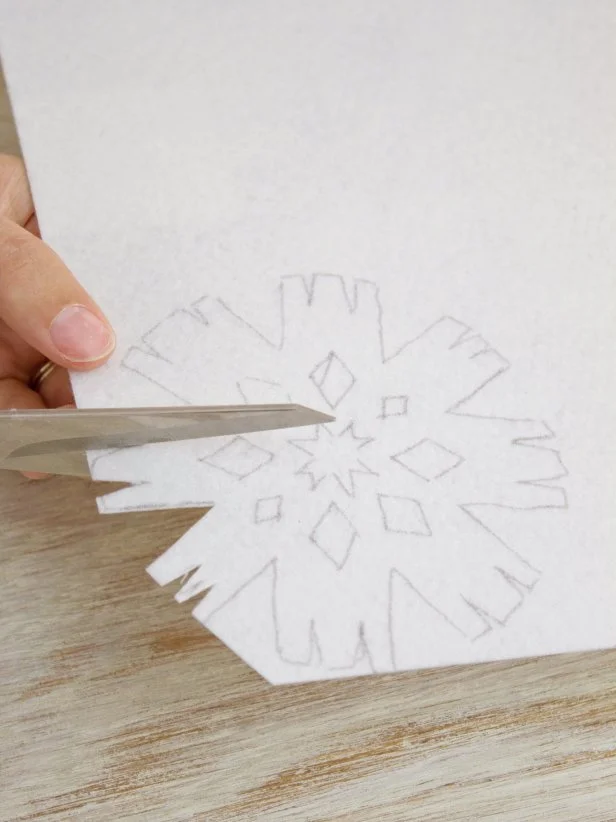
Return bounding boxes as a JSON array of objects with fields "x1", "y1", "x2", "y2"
[
  {"x1": 2, "y1": 450, "x2": 92, "y2": 478},
  {"x1": 0, "y1": 404, "x2": 334, "y2": 470}
]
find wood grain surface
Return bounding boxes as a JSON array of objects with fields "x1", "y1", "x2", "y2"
[{"x1": 1, "y1": 70, "x2": 616, "y2": 822}]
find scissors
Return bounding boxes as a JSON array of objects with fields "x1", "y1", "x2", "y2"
[{"x1": 0, "y1": 404, "x2": 333, "y2": 478}]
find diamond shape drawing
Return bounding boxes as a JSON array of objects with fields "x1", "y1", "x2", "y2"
[
  {"x1": 309, "y1": 502, "x2": 358, "y2": 569},
  {"x1": 392, "y1": 438, "x2": 464, "y2": 481},
  {"x1": 255, "y1": 495, "x2": 283, "y2": 523},
  {"x1": 309, "y1": 351, "x2": 356, "y2": 409},
  {"x1": 201, "y1": 435, "x2": 274, "y2": 479},
  {"x1": 381, "y1": 395, "x2": 409, "y2": 418},
  {"x1": 377, "y1": 494, "x2": 431, "y2": 536}
]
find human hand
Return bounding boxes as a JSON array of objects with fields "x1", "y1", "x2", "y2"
[{"x1": 0, "y1": 154, "x2": 115, "y2": 474}]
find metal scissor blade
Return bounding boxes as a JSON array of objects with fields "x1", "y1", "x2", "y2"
[
  {"x1": 0, "y1": 404, "x2": 334, "y2": 477},
  {"x1": 5, "y1": 450, "x2": 92, "y2": 478}
]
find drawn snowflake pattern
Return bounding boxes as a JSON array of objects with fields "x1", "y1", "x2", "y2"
[{"x1": 92, "y1": 275, "x2": 567, "y2": 683}]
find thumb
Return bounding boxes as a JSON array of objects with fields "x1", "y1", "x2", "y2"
[{"x1": 0, "y1": 217, "x2": 115, "y2": 370}]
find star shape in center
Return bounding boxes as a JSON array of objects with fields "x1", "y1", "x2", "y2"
[{"x1": 288, "y1": 422, "x2": 377, "y2": 496}]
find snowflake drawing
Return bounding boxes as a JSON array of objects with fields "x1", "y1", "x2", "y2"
[{"x1": 92, "y1": 275, "x2": 568, "y2": 683}]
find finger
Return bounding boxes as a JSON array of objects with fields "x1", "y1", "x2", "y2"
[
  {"x1": 24, "y1": 212, "x2": 40, "y2": 237},
  {"x1": 36, "y1": 365, "x2": 74, "y2": 408},
  {"x1": 0, "y1": 375, "x2": 44, "y2": 409},
  {"x1": 0, "y1": 217, "x2": 115, "y2": 370},
  {"x1": 0, "y1": 376, "x2": 49, "y2": 479},
  {"x1": 0, "y1": 154, "x2": 34, "y2": 226}
]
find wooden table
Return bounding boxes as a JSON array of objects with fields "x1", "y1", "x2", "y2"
[{"x1": 2, "y1": 72, "x2": 616, "y2": 822}]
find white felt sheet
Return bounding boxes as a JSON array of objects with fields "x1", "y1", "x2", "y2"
[{"x1": 1, "y1": 0, "x2": 615, "y2": 683}]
